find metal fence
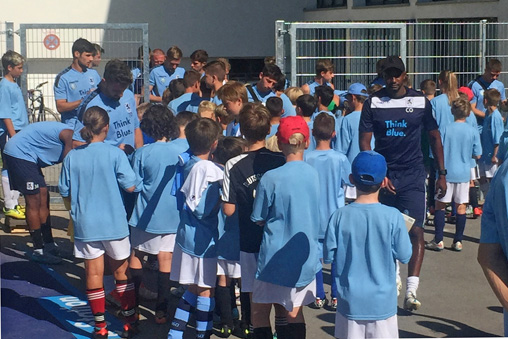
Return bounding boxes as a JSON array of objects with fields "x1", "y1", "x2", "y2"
[
  {"x1": 0, "y1": 22, "x2": 15, "y2": 78},
  {"x1": 276, "y1": 20, "x2": 508, "y2": 92}
]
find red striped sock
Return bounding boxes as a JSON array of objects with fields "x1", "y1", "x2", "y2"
[
  {"x1": 86, "y1": 288, "x2": 106, "y2": 329},
  {"x1": 115, "y1": 280, "x2": 137, "y2": 323}
]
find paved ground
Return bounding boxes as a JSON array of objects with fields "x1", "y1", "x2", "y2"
[{"x1": 1, "y1": 209, "x2": 504, "y2": 338}]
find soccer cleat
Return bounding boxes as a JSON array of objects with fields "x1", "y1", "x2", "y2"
[
  {"x1": 154, "y1": 310, "x2": 167, "y2": 324},
  {"x1": 465, "y1": 205, "x2": 473, "y2": 216},
  {"x1": 473, "y1": 207, "x2": 483, "y2": 218},
  {"x1": 452, "y1": 241, "x2": 463, "y2": 252},
  {"x1": 404, "y1": 292, "x2": 421, "y2": 311},
  {"x1": 425, "y1": 239, "x2": 444, "y2": 251},
  {"x1": 138, "y1": 283, "x2": 157, "y2": 300},
  {"x1": 3, "y1": 207, "x2": 25, "y2": 220},
  {"x1": 330, "y1": 297, "x2": 338, "y2": 310},
  {"x1": 121, "y1": 322, "x2": 139, "y2": 339},
  {"x1": 46, "y1": 244, "x2": 74, "y2": 259},
  {"x1": 313, "y1": 297, "x2": 326, "y2": 309},
  {"x1": 16, "y1": 205, "x2": 26, "y2": 214},
  {"x1": 217, "y1": 324, "x2": 232, "y2": 338},
  {"x1": 29, "y1": 251, "x2": 63, "y2": 265},
  {"x1": 92, "y1": 327, "x2": 109, "y2": 339}
]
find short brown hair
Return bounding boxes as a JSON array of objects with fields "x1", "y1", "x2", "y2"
[
  {"x1": 103, "y1": 59, "x2": 132, "y2": 86},
  {"x1": 316, "y1": 59, "x2": 334, "y2": 76},
  {"x1": 451, "y1": 97, "x2": 471, "y2": 120},
  {"x1": 213, "y1": 137, "x2": 247, "y2": 165},
  {"x1": 183, "y1": 70, "x2": 201, "y2": 88},
  {"x1": 167, "y1": 46, "x2": 183, "y2": 60},
  {"x1": 218, "y1": 81, "x2": 248, "y2": 104},
  {"x1": 185, "y1": 118, "x2": 221, "y2": 155},
  {"x1": 420, "y1": 79, "x2": 436, "y2": 96},
  {"x1": 190, "y1": 49, "x2": 208, "y2": 63},
  {"x1": 204, "y1": 60, "x2": 226, "y2": 82},
  {"x1": 312, "y1": 113, "x2": 335, "y2": 141},
  {"x1": 484, "y1": 88, "x2": 501, "y2": 107},
  {"x1": 239, "y1": 102, "x2": 271, "y2": 141},
  {"x1": 486, "y1": 58, "x2": 502, "y2": 73}
]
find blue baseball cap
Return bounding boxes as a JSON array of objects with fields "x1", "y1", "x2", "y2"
[
  {"x1": 347, "y1": 83, "x2": 369, "y2": 97},
  {"x1": 352, "y1": 151, "x2": 387, "y2": 186}
]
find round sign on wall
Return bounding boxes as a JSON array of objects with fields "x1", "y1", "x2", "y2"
[{"x1": 43, "y1": 34, "x2": 60, "y2": 50}]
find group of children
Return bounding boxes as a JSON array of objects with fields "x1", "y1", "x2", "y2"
[{"x1": 2, "y1": 44, "x2": 508, "y2": 339}]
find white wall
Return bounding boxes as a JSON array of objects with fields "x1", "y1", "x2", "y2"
[{"x1": 1, "y1": 0, "x2": 314, "y2": 58}]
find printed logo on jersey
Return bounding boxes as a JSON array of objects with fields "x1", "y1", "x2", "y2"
[
  {"x1": 89, "y1": 77, "x2": 95, "y2": 85},
  {"x1": 125, "y1": 103, "x2": 133, "y2": 117},
  {"x1": 69, "y1": 82, "x2": 77, "y2": 90},
  {"x1": 405, "y1": 98, "x2": 414, "y2": 113},
  {"x1": 160, "y1": 76, "x2": 167, "y2": 84},
  {"x1": 26, "y1": 182, "x2": 39, "y2": 191},
  {"x1": 113, "y1": 117, "x2": 133, "y2": 140},
  {"x1": 385, "y1": 119, "x2": 407, "y2": 137}
]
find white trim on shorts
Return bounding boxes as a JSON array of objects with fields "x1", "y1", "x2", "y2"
[
  {"x1": 470, "y1": 164, "x2": 480, "y2": 181},
  {"x1": 240, "y1": 251, "x2": 258, "y2": 293},
  {"x1": 252, "y1": 278, "x2": 316, "y2": 312},
  {"x1": 334, "y1": 312, "x2": 399, "y2": 339},
  {"x1": 74, "y1": 236, "x2": 131, "y2": 260},
  {"x1": 129, "y1": 226, "x2": 176, "y2": 255},
  {"x1": 217, "y1": 259, "x2": 241, "y2": 278},
  {"x1": 170, "y1": 245, "x2": 217, "y2": 288},
  {"x1": 435, "y1": 182, "x2": 469, "y2": 204},
  {"x1": 480, "y1": 162, "x2": 498, "y2": 178}
]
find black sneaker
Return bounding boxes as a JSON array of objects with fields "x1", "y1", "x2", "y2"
[
  {"x1": 29, "y1": 251, "x2": 62, "y2": 265},
  {"x1": 92, "y1": 327, "x2": 108, "y2": 339},
  {"x1": 215, "y1": 324, "x2": 232, "y2": 338},
  {"x1": 121, "y1": 322, "x2": 139, "y2": 338}
]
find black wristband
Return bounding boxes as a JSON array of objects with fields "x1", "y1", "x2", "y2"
[{"x1": 438, "y1": 169, "x2": 447, "y2": 176}]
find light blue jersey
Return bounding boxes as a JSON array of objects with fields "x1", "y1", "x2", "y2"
[
  {"x1": 481, "y1": 160, "x2": 508, "y2": 257},
  {"x1": 324, "y1": 203, "x2": 412, "y2": 320},
  {"x1": 267, "y1": 124, "x2": 278, "y2": 139},
  {"x1": 59, "y1": 142, "x2": 138, "y2": 242},
  {"x1": 251, "y1": 161, "x2": 321, "y2": 288},
  {"x1": 0, "y1": 78, "x2": 29, "y2": 134},
  {"x1": 74, "y1": 87, "x2": 139, "y2": 147},
  {"x1": 481, "y1": 109, "x2": 504, "y2": 163},
  {"x1": 54, "y1": 67, "x2": 101, "y2": 125},
  {"x1": 335, "y1": 110, "x2": 374, "y2": 164},
  {"x1": 471, "y1": 78, "x2": 506, "y2": 132},
  {"x1": 304, "y1": 149, "x2": 351, "y2": 239},
  {"x1": 211, "y1": 95, "x2": 222, "y2": 106},
  {"x1": 168, "y1": 92, "x2": 204, "y2": 115},
  {"x1": 217, "y1": 208, "x2": 240, "y2": 261},
  {"x1": 149, "y1": 65, "x2": 185, "y2": 97},
  {"x1": 497, "y1": 128, "x2": 508, "y2": 162},
  {"x1": 4, "y1": 122, "x2": 71, "y2": 166},
  {"x1": 247, "y1": 84, "x2": 296, "y2": 117},
  {"x1": 441, "y1": 122, "x2": 482, "y2": 183},
  {"x1": 129, "y1": 139, "x2": 189, "y2": 234},
  {"x1": 174, "y1": 158, "x2": 222, "y2": 258},
  {"x1": 431, "y1": 94, "x2": 455, "y2": 134},
  {"x1": 306, "y1": 80, "x2": 332, "y2": 96}
]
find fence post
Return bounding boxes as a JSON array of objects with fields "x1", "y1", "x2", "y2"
[
  {"x1": 142, "y1": 23, "x2": 150, "y2": 104},
  {"x1": 480, "y1": 19, "x2": 487, "y2": 74},
  {"x1": 19, "y1": 24, "x2": 27, "y2": 101},
  {"x1": 5, "y1": 22, "x2": 14, "y2": 51},
  {"x1": 275, "y1": 20, "x2": 286, "y2": 74}
]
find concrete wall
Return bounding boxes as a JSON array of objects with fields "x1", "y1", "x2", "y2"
[
  {"x1": 1, "y1": 0, "x2": 314, "y2": 58},
  {"x1": 304, "y1": 0, "x2": 508, "y2": 22}
]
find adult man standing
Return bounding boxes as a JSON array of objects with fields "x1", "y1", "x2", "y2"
[
  {"x1": 470, "y1": 58, "x2": 508, "y2": 133},
  {"x1": 359, "y1": 56, "x2": 447, "y2": 311},
  {"x1": 204, "y1": 60, "x2": 227, "y2": 105},
  {"x1": 54, "y1": 38, "x2": 101, "y2": 127},
  {"x1": 148, "y1": 46, "x2": 185, "y2": 103},
  {"x1": 74, "y1": 59, "x2": 142, "y2": 153}
]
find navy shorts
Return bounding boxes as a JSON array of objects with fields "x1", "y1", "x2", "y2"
[
  {"x1": 4, "y1": 154, "x2": 46, "y2": 195},
  {"x1": 379, "y1": 166, "x2": 426, "y2": 228}
]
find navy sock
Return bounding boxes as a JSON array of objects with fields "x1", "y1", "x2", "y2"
[
  {"x1": 288, "y1": 323, "x2": 306, "y2": 339},
  {"x1": 30, "y1": 228, "x2": 44, "y2": 249},
  {"x1": 315, "y1": 269, "x2": 325, "y2": 299},
  {"x1": 129, "y1": 267, "x2": 143, "y2": 306},
  {"x1": 41, "y1": 223, "x2": 54, "y2": 244},
  {"x1": 156, "y1": 271, "x2": 170, "y2": 313},
  {"x1": 454, "y1": 213, "x2": 467, "y2": 243},
  {"x1": 254, "y1": 327, "x2": 272, "y2": 339},
  {"x1": 434, "y1": 210, "x2": 445, "y2": 243},
  {"x1": 216, "y1": 285, "x2": 233, "y2": 327}
]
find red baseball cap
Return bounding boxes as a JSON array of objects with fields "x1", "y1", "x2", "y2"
[
  {"x1": 458, "y1": 86, "x2": 474, "y2": 102},
  {"x1": 277, "y1": 116, "x2": 309, "y2": 145}
]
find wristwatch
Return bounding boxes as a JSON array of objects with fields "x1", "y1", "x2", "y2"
[{"x1": 438, "y1": 169, "x2": 447, "y2": 176}]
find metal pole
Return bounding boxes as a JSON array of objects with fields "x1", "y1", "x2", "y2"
[
  {"x1": 19, "y1": 24, "x2": 27, "y2": 101},
  {"x1": 6, "y1": 22, "x2": 14, "y2": 51},
  {"x1": 142, "y1": 23, "x2": 150, "y2": 104},
  {"x1": 480, "y1": 19, "x2": 487, "y2": 74},
  {"x1": 275, "y1": 20, "x2": 285, "y2": 74},
  {"x1": 290, "y1": 24, "x2": 297, "y2": 87}
]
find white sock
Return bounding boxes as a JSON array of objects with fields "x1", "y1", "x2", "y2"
[
  {"x1": 2, "y1": 174, "x2": 19, "y2": 210},
  {"x1": 396, "y1": 261, "x2": 401, "y2": 284},
  {"x1": 406, "y1": 276, "x2": 419, "y2": 296}
]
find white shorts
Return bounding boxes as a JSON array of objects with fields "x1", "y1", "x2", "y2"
[
  {"x1": 480, "y1": 162, "x2": 498, "y2": 178},
  {"x1": 334, "y1": 312, "x2": 398, "y2": 339},
  {"x1": 170, "y1": 245, "x2": 217, "y2": 288},
  {"x1": 130, "y1": 226, "x2": 175, "y2": 255},
  {"x1": 470, "y1": 165, "x2": 480, "y2": 181},
  {"x1": 252, "y1": 279, "x2": 316, "y2": 312},
  {"x1": 240, "y1": 251, "x2": 258, "y2": 293},
  {"x1": 435, "y1": 182, "x2": 469, "y2": 204},
  {"x1": 74, "y1": 237, "x2": 131, "y2": 260},
  {"x1": 217, "y1": 259, "x2": 242, "y2": 278},
  {"x1": 344, "y1": 185, "x2": 357, "y2": 200}
]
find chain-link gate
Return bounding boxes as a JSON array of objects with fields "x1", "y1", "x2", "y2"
[
  {"x1": 18, "y1": 23, "x2": 149, "y2": 199},
  {"x1": 276, "y1": 20, "x2": 508, "y2": 92}
]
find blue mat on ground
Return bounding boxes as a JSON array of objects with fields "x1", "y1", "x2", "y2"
[{"x1": 1, "y1": 251, "x2": 123, "y2": 338}]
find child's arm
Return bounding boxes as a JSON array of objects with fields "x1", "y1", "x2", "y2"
[
  {"x1": 250, "y1": 178, "x2": 270, "y2": 227},
  {"x1": 58, "y1": 154, "x2": 72, "y2": 198},
  {"x1": 2, "y1": 119, "x2": 16, "y2": 137},
  {"x1": 116, "y1": 150, "x2": 139, "y2": 193},
  {"x1": 323, "y1": 212, "x2": 338, "y2": 265},
  {"x1": 393, "y1": 213, "x2": 412, "y2": 264}
]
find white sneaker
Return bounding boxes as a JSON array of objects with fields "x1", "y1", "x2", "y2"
[
  {"x1": 396, "y1": 280, "x2": 402, "y2": 297},
  {"x1": 425, "y1": 239, "x2": 444, "y2": 251},
  {"x1": 404, "y1": 292, "x2": 421, "y2": 311},
  {"x1": 452, "y1": 241, "x2": 463, "y2": 252}
]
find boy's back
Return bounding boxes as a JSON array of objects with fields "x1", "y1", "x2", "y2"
[
  {"x1": 304, "y1": 149, "x2": 351, "y2": 238},
  {"x1": 251, "y1": 160, "x2": 321, "y2": 288},
  {"x1": 324, "y1": 202, "x2": 412, "y2": 320},
  {"x1": 481, "y1": 109, "x2": 504, "y2": 162},
  {"x1": 442, "y1": 122, "x2": 481, "y2": 183},
  {"x1": 222, "y1": 148, "x2": 285, "y2": 254}
]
